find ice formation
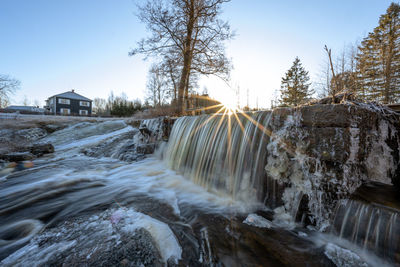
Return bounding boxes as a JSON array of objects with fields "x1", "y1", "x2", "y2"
[
  {"x1": 1, "y1": 208, "x2": 182, "y2": 266},
  {"x1": 243, "y1": 213, "x2": 273, "y2": 228}
]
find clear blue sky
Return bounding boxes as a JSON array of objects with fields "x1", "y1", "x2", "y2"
[{"x1": 0, "y1": 0, "x2": 395, "y2": 107}]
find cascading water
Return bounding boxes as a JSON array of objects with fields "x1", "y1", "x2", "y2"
[
  {"x1": 331, "y1": 199, "x2": 400, "y2": 262},
  {"x1": 164, "y1": 104, "x2": 400, "y2": 232},
  {"x1": 164, "y1": 112, "x2": 275, "y2": 204},
  {"x1": 162, "y1": 103, "x2": 400, "y2": 264},
  {"x1": 2, "y1": 103, "x2": 400, "y2": 266},
  {"x1": 329, "y1": 181, "x2": 400, "y2": 264}
]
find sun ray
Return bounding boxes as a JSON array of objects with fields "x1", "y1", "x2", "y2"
[
  {"x1": 227, "y1": 109, "x2": 232, "y2": 163},
  {"x1": 189, "y1": 105, "x2": 226, "y2": 139},
  {"x1": 232, "y1": 111, "x2": 251, "y2": 145},
  {"x1": 239, "y1": 111, "x2": 296, "y2": 156},
  {"x1": 188, "y1": 103, "x2": 224, "y2": 113},
  {"x1": 202, "y1": 107, "x2": 229, "y2": 186}
]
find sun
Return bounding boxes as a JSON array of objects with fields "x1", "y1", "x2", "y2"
[{"x1": 219, "y1": 96, "x2": 238, "y2": 114}]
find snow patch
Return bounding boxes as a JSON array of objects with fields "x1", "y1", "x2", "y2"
[{"x1": 118, "y1": 208, "x2": 182, "y2": 263}]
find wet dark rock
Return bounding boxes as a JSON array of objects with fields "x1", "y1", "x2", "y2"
[
  {"x1": 0, "y1": 152, "x2": 35, "y2": 162},
  {"x1": 81, "y1": 117, "x2": 175, "y2": 162},
  {"x1": 136, "y1": 144, "x2": 155, "y2": 155},
  {"x1": 81, "y1": 130, "x2": 138, "y2": 162},
  {"x1": 37, "y1": 122, "x2": 68, "y2": 133},
  {"x1": 332, "y1": 183, "x2": 400, "y2": 263},
  {"x1": 304, "y1": 126, "x2": 348, "y2": 162},
  {"x1": 351, "y1": 181, "x2": 400, "y2": 210},
  {"x1": 191, "y1": 213, "x2": 335, "y2": 267},
  {"x1": 28, "y1": 143, "x2": 54, "y2": 156},
  {"x1": 266, "y1": 103, "x2": 400, "y2": 227},
  {"x1": 61, "y1": 228, "x2": 163, "y2": 267},
  {"x1": 126, "y1": 119, "x2": 141, "y2": 128},
  {"x1": 0, "y1": 143, "x2": 54, "y2": 162},
  {"x1": 15, "y1": 128, "x2": 48, "y2": 141},
  {"x1": 42, "y1": 124, "x2": 64, "y2": 133},
  {"x1": 0, "y1": 128, "x2": 47, "y2": 155},
  {"x1": 139, "y1": 124, "x2": 152, "y2": 136},
  {"x1": 137, "y1": 117, "x2": 176, "y2": 143}
]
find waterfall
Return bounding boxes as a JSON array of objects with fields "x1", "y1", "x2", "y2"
[
  {"x1": 331, "y1": 199, "x2": 400, "y2": 262},
  {"x1": 1, "y1": 104, "x2": 400, "y2": 265},
  {"x1": 329, "y1": 181, "x2": 400, "y2": 263},
  {"x1": 163, "y1": 104, "x2": 400, "y2": 231},
  {"x1": 165, "y1": 112, "x2": 275, "y2": 203}
]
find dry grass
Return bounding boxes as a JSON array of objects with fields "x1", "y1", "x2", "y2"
[{"x1": 132, "y1": 106, "x2": 180, "y2": 119}]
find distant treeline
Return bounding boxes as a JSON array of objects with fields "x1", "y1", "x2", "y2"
[
  {"x1": 93, "y1": 91, "x2": 221, "y2": 117},
  {"x1": 277, "y1": 2, "x2": 400, "y2": 107},
  {"x1": 93, "y1": 93, "x2": 146, "y2": 117}
]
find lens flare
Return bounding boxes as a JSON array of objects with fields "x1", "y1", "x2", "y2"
[{"x1": 219, "y1": 97, "x2": 237, "y2": 115}]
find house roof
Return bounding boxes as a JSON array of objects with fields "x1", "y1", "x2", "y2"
[{"x1": 49, "y1": 91, "x2": 92, "y2": 101}]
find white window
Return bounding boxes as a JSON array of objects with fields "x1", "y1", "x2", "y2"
[
  {"x1": 80, "y1": 101, "x2": 90, "y2": 107},
  {"x1": 79, "y1": 110, "x2": 88, "y2": 115},
  {"x1": 58, "y1": 98, "x2": 70, "y2": 105},
  {"x1": 60, "y1": 108, "x2": 70, "y2": 115},
  {"x1": 50, "y1": 98, "x2": 54, "y2": 104}
]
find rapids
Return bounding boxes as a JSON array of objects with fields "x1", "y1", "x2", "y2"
[{"x1": 1, "y1": 105, "x2": 399, "y2": 266}]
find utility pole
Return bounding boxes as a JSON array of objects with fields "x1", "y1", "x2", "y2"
[
  {"x1": 256, "y1": 97, "x2": 259, "y2": 111},
  {"x1": 246, "y1": 88, "x2": 249, "y2": 108},
  {"x1": 235, "y1": 85, "x2": 240, "y2": 109}
]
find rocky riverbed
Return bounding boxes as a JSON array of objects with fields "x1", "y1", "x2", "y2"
[{"x1": 0, "y1": 103, "x2": 399, "y2": 266}]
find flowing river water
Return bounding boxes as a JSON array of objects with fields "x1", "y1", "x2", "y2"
[{"x1": 0, "y1": 116, "x2": 398, "y2": 266}]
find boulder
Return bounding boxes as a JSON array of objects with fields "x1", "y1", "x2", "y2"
[
  {"x1": 136, "y1": 144, "x2": 156, "y2": 155},
  {"x1": 0, "y1": 152, "x2": 35, "y2": 162},
  {"x1": 139, "y1": 124, "x2": 152, "y2": 136},
  {"x1": 265, "y1": 103, "x2": 400, "y2": 229},
  {"x1": 15, "y1": 128, "x2": 47, "y2": 141},
  {"x1": 29, "y1": 143, "x2": 54, "y2": 156},
  {"x1": 39, "y1": 124, "x2": 67, "y2": 133}
]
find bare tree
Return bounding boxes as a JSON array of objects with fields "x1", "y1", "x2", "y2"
[
  {"x1": 22, "y1": 95, "x2": 30, "y2": 106},
  {"x1": 0, "y1": 74, "x2": 20, "y2": 108},
  {"x1": 324, "y1": 45, "x2": 339, "y2": 99},
  {"x1": 158, "y1": 52, "x2": 199, "y2": 104},
  {"x1": 130, "y1": 0, "x2": 233, "y2": 114},
  {"x1": 93, "y1": 97, "x2": 107, "y2": 115},
  {"x1": 146, "y1": 64, "x2": 168, "y2": 107},
  {"x1": 315, "y1": 43, "x2": 359, "y2": 98},
  {"x1": 314, "y1": 60, "x2": 332, "y2": 98}
]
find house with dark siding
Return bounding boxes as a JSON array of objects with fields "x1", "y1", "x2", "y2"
[{"x1": 45, "y1": 90, "x2": 92, "y2": 116}]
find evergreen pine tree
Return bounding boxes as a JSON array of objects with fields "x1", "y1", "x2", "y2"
[
  {"x1": 279, "y1": 57, "x2": 312, "y2": 106},
  {"x1": 356, "y1": 3, "x2": 400, "y2": 103}
]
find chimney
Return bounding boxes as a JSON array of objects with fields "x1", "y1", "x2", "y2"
[{"x1": 72, "y1": 89, "x2": 75, "y2": 93}]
